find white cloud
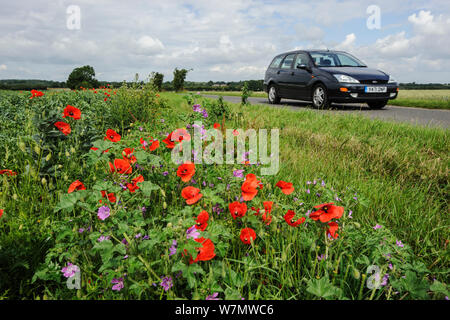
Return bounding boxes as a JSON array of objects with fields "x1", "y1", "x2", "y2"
[{"x1": 0, "y1": 64, "x2": 7, "y2": 71}]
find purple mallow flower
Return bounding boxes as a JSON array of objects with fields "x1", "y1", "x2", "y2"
[
  {"x1": 396, "y1": 240, "x2": 404, "y2": 248},
  {"x1": 111, "y1": 278, "x2": 124, "y2": 291},
  {"x1": 61, "y1": 263, "x2": 80, "y2": 278},
  {"x1": 169, "y1": 240, "x2": 177, "y2": 256},
  {"x1": 160, "y1": 276, "x2": 173, "y2": 291},
  {"x1": 233, "y1": 169, "x2": 244, "y2": 178},
  {"x1": 97, "y1": 206, "x2": 110, "y2": 221},
  {"x1": 206, "y1": 292, "x2": 220, "y2": 300},
  {"x1": 186, "y1": 225, "x2": 200, "y2": 240},
  {"x1": 373, "y1": 224, "x2": 382, "y2": 230}
]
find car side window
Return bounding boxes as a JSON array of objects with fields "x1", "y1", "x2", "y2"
[
  {"x1": 294, "y1": 53, "x2": 310, "y2": 67},
  {"x1": 280, "y1": 54, "x2": 295, "y2": 69},
  {"x1": 269, "y1": 56, "x2": 283, "y2": 69}
]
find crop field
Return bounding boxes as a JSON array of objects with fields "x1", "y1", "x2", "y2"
[
  {"x1": 0, "y1": 87, "x2": 448, "y2": 300},
  {"x1": 192, "y1": 89, "x2": 450, "y2": 109}
]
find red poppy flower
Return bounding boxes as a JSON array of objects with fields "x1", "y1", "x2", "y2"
[
  {"x1": 68, "y1": 180, "x2": 86, "y2": 193},
  {"x1": 163, "y1": 129, "x2": 191, "y2": 149},
  {"x1": 195, "y1": 210, "x2": 209, "y2": 231},
  {"x1": 0, "y1": 169, "x2": 17, "y2": 176},
  {"x1": 30, "y1": 89, "x2": 44, "y2": 99},
  {"x1": 284, "y1": 210, "x2": 306, "y2": 227},
  {"x1": 113, "y1": 159, "x2": 132, "y2": 175},
  {"x1": 275, "y1": 180, "x2": 294, "y2": 195},
  {"x1": 262, "y1": 201, "x2": 273, "y2": 225},
  {"x1": 309, "y1": 203, "x2": 344, "y2": 223},
  {"x1": 181, "y1": 186, "x2": 203, "y2": 205},
  {"x1": 140, "y1": 137, "x2": 159, "y2": 151},
  {"x1": 54, "y1": 121, "x2": 71, "y2": 136},
  {"x1": 240, "y1": 228, "x2": 256, "y2": 245},
  {"x1": 126, "y1": 175, "x2": 144, "y2": 193},
  {"x1": 122, "y1": 148, "x2": 137, "y2": 164},
  {"x1": 251, "y1": 206, "x2": 260, "y2": 216},
  {"x1": 190, "y1": 237, "x2": 216, "y2": 264},
  {"x1": 172, "y1": 128, "x2": 191, "y2": 142},
  {"x1": 0, "y1": 209, "x2": 3, "y2": 219},
  {"x1": 177, "y1": 162, "x2": 196, "y2": 183},
  {"x1": 63, "y1": 105, "x2": 81, "y2": 120},
  {"x1": 162, "y1": 132, "x2": 175, "y2": 149},
  {"x1": 213, "y1": 123, "x2": 220, "y2": 129},
  {"x1": 232, "y1": 129, "x2": 239, "y2": 136},
  {"x1": 104, "y1": 129, "x2": 121, "y2": 142},
  {"x1": 327, "y1": 222, "x2": 339, "y2": 239},
  {"x1": 100, "y1": 191, "x2": 116, "y2": 203},
  {"x1": 241, "y1": 174, "x2": 261, "y2": 201},
  {"x1": 229, "y1": 201, "x2": 247, "y2": 219},
  {"x1": 90, "y1": 147, "x2": 99, "y2": 151}
]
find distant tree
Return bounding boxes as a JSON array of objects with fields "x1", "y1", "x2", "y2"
[
  {"x1": 150, "y1": 72, "x2": 164, "y2": 91},
  {"x1": 66, "y1": 65, "x2": 99, "y2": 90},
  {"x1": 173, "y1": 68, "x2": 191, "y2": 92}
]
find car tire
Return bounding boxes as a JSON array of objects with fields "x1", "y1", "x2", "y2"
[
  {"x1": 267, "y1": 85, "x2": 281, "y2": 104},
  {"x1": 367, "y1": 100, "x2": 388, "y2": 109},
  {"x1": 311, "y1": 84, "x2": 330, "y2": 109}
]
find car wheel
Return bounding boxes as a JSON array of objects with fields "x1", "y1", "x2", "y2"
[
  {"x1": 268, "y1": 85, "x2": 281, "y2": 104},
  {"x1": 367, "y1": 100, "x2": 388, "y2": 109},
  {"x1": 311, "y1": 84, "x2": 330, "y2": 109}
]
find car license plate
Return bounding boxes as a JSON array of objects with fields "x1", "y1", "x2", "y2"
[{"x1": 365, "y1": 86, "x2": 387, "y2": 93}]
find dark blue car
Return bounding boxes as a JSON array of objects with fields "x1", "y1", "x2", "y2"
[{"x1": 264, "y1": 50, "x2": 399, "y2": 109}]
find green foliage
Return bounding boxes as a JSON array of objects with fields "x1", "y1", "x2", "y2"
[
  {"x1": 173, "y1": 68, "x2": 190, "y2": 92},
  {"x1": 241, "y1": 82, "x2": 252, "y2": 105},
  {"x1": 150, "y1": 72, "x2": 164, "y2": 92},
  {"x1": 66, "y1": 65, "x2": 99, "y2": 90}
]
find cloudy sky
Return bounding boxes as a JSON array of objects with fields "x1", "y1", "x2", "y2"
[{"x1": 0, "y1": 0, "x2": 449, "y2": 83}]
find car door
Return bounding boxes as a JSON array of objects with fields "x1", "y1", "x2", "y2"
[
  {"x1": 276, "y1": 54, "x2": 296, "y2": 97},
  {"x1": 289, "y1": 52, "x2": 312, "y2": 99}
]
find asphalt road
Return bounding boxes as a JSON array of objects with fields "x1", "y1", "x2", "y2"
[{"x1": 202, "y1": 95, "x2": 450, "y2": 129}]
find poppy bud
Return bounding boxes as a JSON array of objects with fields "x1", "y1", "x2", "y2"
[
  {"x1": 352, "y1": 267, "x2": 360, "y2": 279},
  {"x1": 58, "y1": 165, "x2": 63, "y2": 169},
  {"x1": 48, "y1": 182, "x2": 53, "y2": 189},
  {"x1": 41, "y1": 178, "x2": 47, "y2": 185},
  {"x1": 70, "y1": 147, "x2": 76, "y2": 154},
  {"x1": 160, "y1": 189, "x2": 166, "y2": 197},
  {"x1": 13, "y1": 194, "x2": 18, "y2": 200},
  {"x1": 163, "y1": 201, "x2": 167, "y2": 209},
  {"x1": 178, "y1": 219, "x2": 183, "y2": 225},
  {"x1": 65, "y1": 151, "x2": 70, "y2": 157},
  {"x1": 64, "y1": 174, "x2": 68, "y2": 181},
  {"x1": 45, "y1": 153, "x2": 52, "y2": 161},
  {"x1": 18, "y1": 141, "x2": 26, "y2": 152},
  {"x1": 167, "y1": 223, "x2": 173, "y2": 228},
  {"x1": 34, "y1": 145, "x2": 40, "y2": 154}
]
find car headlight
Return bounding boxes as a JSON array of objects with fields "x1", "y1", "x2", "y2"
[
  {"x1": 333, "y1": 74, "x2": 360, "y2": 83},
  {"x1": 388, "y1": 76, "x2": 397, "y2": 83}
]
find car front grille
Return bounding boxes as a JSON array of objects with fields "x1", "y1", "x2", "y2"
[{"x1": 359, "y1": 79, "x2": 388, "y2": 84}]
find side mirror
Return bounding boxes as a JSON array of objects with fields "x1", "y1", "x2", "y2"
[{"x1": 297, "y1": 64, "x2": 311, "y2": 72}]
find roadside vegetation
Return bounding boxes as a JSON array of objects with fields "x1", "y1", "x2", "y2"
[{"x1": 0, "y1": 87, "x2": 448, "y2": 300}]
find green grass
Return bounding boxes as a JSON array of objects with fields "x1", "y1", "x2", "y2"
[
  {"x1": 168, "y1": 92, "x2": 450, "y2": 269},
  {"x1": 189, "y1": 89, "x2": 450, "y2": 110}
]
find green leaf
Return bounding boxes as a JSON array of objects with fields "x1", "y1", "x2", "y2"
[
  {"x1": 430, "y1": 281, "x2": 449, "y2": 296},
  {"x1": 306, "y1": 277, "x2": 340, "y2": 299},
  {"x1": 140, "y1": 181, "x2": 160, "y2": 195},
  {"x1": 401, "y1": 271, "x2": 430, "y2": 299}
]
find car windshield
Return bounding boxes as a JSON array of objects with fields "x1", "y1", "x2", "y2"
[{"x1": 310, "y1": 52, "x2": 367, "y2": 67}]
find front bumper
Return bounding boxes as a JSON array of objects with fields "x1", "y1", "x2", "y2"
[{"x1": 327, "y1": 83, "x2": 399, "y2": 102}]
